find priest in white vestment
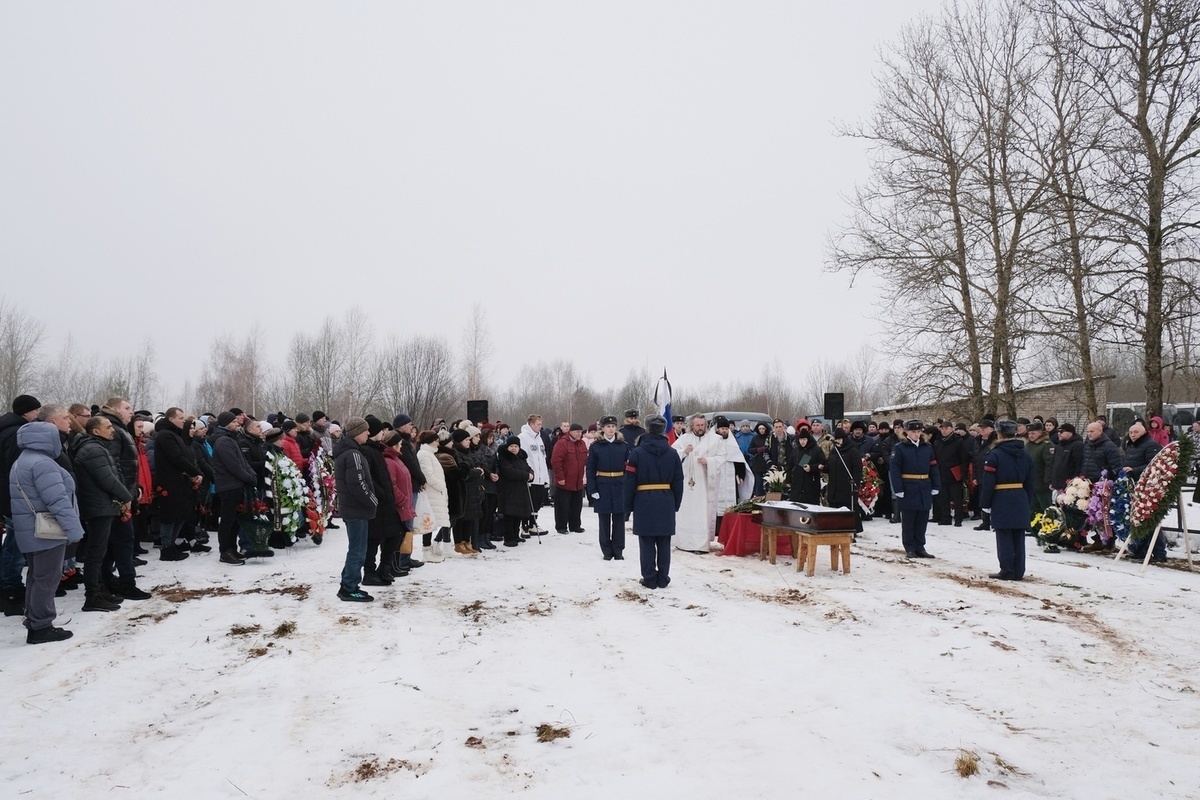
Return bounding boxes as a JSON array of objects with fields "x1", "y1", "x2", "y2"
[{"x1": 672, "y1": 415, "x2": 749, "y2": 551}]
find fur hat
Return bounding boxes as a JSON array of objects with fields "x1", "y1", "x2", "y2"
[
  {"x1": 904, "y1": 419, "x2": 924, "y2": 431},
  {"x1": 343, "y1": 417, "x2": 369, "y2": 439},
  {"x1": 997, "y1": 419, "x2": 1019, "y2": 437},
  {"x1": 624, "y1": 408, "x2": 640, "y2": 419},
  {"x1": 263, "y1": 427, "x2": 283, "y2": 442},
  {"x1": 645, "y1": 414, "x2": 668, "y2": 434},
  {"x1": 12, "y1": 394, "x2": 40, "y2": 416},
  {"x1": 600, "y1": 415, "x2": 618, "y2": 427}
]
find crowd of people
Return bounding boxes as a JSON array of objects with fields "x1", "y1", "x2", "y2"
[{"x1": 4, "y1": 388, "x2": 1195, "y2": 643}]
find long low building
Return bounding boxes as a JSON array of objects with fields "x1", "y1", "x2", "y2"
[{"x1": 871, "y1": 376, "x2": 1114, "y2": 428}]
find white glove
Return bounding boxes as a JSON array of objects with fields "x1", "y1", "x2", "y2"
[
  {"x1": 591, "y1": 493, "x2": 600, "y2": 499},
  {"x1": 894, "y1": 492, "x2": 904, "y2": 498},
  {"x1": 931, "y1": 489, "x2": 939, "y2": 496}
]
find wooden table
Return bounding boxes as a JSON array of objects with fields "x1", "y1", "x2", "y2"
[
  {"x1": 758, "y1": 525, "x2": 800, "y2": 565},
  {"x1": 796, "y1": 531, "x2": 853, "y2": 576}
]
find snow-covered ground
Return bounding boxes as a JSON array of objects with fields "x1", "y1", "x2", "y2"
[{"x1": 3, "y1": 507, "x2": 1199, "y2": 799}]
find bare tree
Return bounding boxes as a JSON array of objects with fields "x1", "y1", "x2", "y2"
[
  {"x1": 1055, "y1": 0, "x2": 1200, "y2": 417},
  {"x1": 460, "y1": 302, "x2": 494, "y2": 402},
  {"x1": 39, "y1": 335, "x2": 101, "y2": 405},
  {"x1": 0, "y1": 295, "x2": 45, "y2": 402},
  {"x1": 97, "y1": 338, "x2": 161, "y2": 410},
  {"x1": 195, "y1": 326, "x2": 266, "y2": 415},
  {"x1": 376, "y1": 335, "x2": 458, "y2": 427}
]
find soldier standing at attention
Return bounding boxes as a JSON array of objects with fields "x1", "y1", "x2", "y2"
[
  {"x1": 586, "y1": 415, "x2": 630, "y2": 561},
  {"x1": 979, "y1": 420, "x2": 1035, "y2": 581},
  {"x1": 889, "y1": 419, "x2": 941, "y2": 559},
  {"x1": 623, "y1": 415, "x2": 684, "y2": 589}
]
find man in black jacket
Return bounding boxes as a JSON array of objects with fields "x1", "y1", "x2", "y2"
[
  {"x1": 972, "y1": 420, "x2": 998, "y2": 531},
  {"x1": 334, "y1": 418, "x2": 377, "y2": 602},
  {"x1": 71, "y1": 415, "x2": 133, "y2": 611},
  {"x1": 95, "y1": 398, "x2": 151, "y2": 599},
  {"x1": 0, "y1": 394, "x2": 42, "y2": 614},
  {"x1": 1081, "y1": 421, "x2": 1122, "y2": 482},
  {"x1": 1049, "y1": 423, "x2": 1085, "y2": 493},
  {"x1": 210, "y1": 411, "x2": 258, "y2": 565}
]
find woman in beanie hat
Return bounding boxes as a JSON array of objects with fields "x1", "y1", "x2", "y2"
[{"x1": 496, "y1": 435, "x2": 534, "y2": 547}]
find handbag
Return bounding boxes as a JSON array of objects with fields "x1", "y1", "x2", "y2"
[
  {"x1": 413, "y1": 491, "x2": 435, "y2": 535},
  {"x1": 15, "y1": 475, "x2": 69, "y2": 541}
]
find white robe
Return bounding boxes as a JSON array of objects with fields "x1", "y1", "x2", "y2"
[{"x1": 672, "y1": 430, "x2": 748, "y2": 551}]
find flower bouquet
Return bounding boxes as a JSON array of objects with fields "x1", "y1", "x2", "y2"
[
  {"x1": 237, "y1": 496, "x2": 274, "y2": 557},
  {"x1": 1032, "y1": 506, "x2": 1074, "y2": 552},
  {"x1": 307, "y1": 446, "x2": 334, "y2": 545},
  {"x1": 1056, "y1": 476, "x2": 1091, "y2": 548},
  {"x1": 1129, "y1": 436, "x2": 1194, "y2": 542},
  {"x1": 763, "y1": 467, "x2": 788, "y2": 500},
  {"x1": 859, "y1": 461, "x2": 881, "y2": 514},
  {"x1": 1108, "y1": 474, "x2": 1133, "y2": 542}
]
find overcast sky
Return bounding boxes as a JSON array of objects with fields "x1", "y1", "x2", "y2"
[{"x1": 1, "y1": 1, "x2": 943, "y2": 402}]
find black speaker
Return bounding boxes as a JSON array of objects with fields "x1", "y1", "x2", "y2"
[
  {"x1": 466, "y1": 400, "x2": 489, "y2": 424},
  {"x1": 823, "y1": 392, "x2": 844, "y2": 421}
]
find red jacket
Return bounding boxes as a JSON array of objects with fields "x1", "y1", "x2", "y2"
[
  {"x1": 551, "y1": 435, "x2": 588, "y2": 491},
  {"x1": 383, "y1": 447, "x2": 416, "y2": 523},
  {"x1": 281, "y1": 434, "x2": 308, "y2": 474}
]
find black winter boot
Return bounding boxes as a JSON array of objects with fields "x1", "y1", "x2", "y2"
[{"x1": 82, "y1": 591, "x2": 121, "y2": 612}]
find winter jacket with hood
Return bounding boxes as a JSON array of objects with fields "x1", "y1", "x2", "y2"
[
  {"x1": 333, "y1": 436, "x2": 378, "y2": 520},
  {"x1": 210, "y1": 425, "x2": 257, "y2": 494},
  {"x1": 1148, "y1": 416, "x2": 1172, "y2": 447},
  {"x1": 518, "y1": 424, "x2": 550, "y2": 485},
  {"x1": 418, "y1": 443, "x2": 451, "y2": 529},
  {"x1": 70, "y1": 433, "x2": 134, "y2": 520},
  {"x1": 9, "y1": 421, "x2": 85, "y2": 553}
]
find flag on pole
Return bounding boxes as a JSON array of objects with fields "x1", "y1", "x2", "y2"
[{"x1": 652, "y1": 369, "x2": 674, "y2": 443}]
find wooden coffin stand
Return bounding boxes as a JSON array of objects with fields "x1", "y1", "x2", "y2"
[{"x1": 757, "y1": 501, "x2": 858, "y2": 576}]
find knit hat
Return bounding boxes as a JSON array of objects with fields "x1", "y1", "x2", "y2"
[
  {"x1": 229, "y1": 407, "x2": 244, "y2": 416},
  {"x1": 312, "y1": 411, "x2": 326, "y2": 424},
  {"x1": 645, "y1": 414, "x2": 667, "y2": 434},
  {"x1": 418, "y1": 430, "x2": 440, "y2": 445},
  {"x1": 295, "y1": 412, "x2": 311, "y2": 424},
  {"x1": 12, "y1": 394, "x2": 41, "y2": 416},
  {"x1": 795, "y1": 418, "x2": 811, "y2": 429},
  {"x1": 392, "y1": 413, "x2": 413, "y2": 428},
  {"x1": 382, "y1": 430, "x2": 402, "y2": 447},
  {"x1": 192, "y1": 418, "x2": 206, "y2": 431},
  {"x1": 739, "y1": 420, "x2": 751, "y2": 429},
  {"x1": 712, "y1": 415, "x2": 731, "y2": 429},
  {"x1": 466, "y1": 425, "x2": 481, "y2": 437},
  {"x1": 451, "y1": 428, "x2": 471, "y2": 444},
  {"x1": 504, "y1": 435, "x2": 521, "y2": 448},
  {"x1": 327, "y1": 423, "x2": 341, "y2": 436},
  {"x1": 281, "y1": 419, "x2": 298, "y2": 433},
  {"x1": 1059, "y1": 422, "x2": 1076, "y2": 434},
  {"x1": 343, "y1": 417, "x2": 369, "y2": 439},
  {"x1": 363, "y1": 415, "x2": 382, "y2": 437},
  {"x1": 586, "y1": 423, "x2": 598, "y2": 432},
  {"x1": 569, "y1": 422, "x2": 584, "y2": 432},
  {"x1": 216, "y1": 411, "x2": 237, "y2": 427}
]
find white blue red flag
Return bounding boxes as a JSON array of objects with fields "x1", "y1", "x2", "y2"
[{"x1": 652, "y1": 369, "x2": 674, "y2": 443}]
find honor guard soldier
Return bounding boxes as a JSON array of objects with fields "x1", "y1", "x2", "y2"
[
  {"x1": 623, "y1": 415, "x2": 684, "y2": 589},
  {"x1": 979, "y1": 419, "x2": 1035, "y2": 581},
  {"x1": 889, "y1": 419, "x2": 941, "y2": 558},
  {"x1": 586, "y1": 415, "x2": 631, "y2": 561}
]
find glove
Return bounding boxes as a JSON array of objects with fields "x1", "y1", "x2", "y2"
[
  {"x1": 894, "y1": 492, "x2": 904, "y2": 498},
  {"x1": 591, "y1": 493, "x2": 600, "y2": 500},
  {"x1": 931, "y1": 489, "x2": 939, "y2": 496}
]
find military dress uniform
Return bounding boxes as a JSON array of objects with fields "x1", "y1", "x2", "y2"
[
  {"x1": 586, "y1": 416, "x2": 631, "y2": 560},
  {"x1": 623, "y1": 418, "x2": 684, "y2": 589},
  {"x1": 888, "y1": 421, "x2": 942, "y2": 558},
  {"x1": 979, "y1": 433, "x2": 1035, "y2": 580}
]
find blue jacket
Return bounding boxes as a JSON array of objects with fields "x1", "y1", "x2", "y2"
[
  {"x1": 734, "y1": 429, "x2": 754, "y2": 456},
  {"x1": 888, "y1": 436, "x2": 941, "y2": 511},
  {"x1": 8, "y1": 421, "x2": 86, "y2": 553},
  {"x1": 979, "y1": 439, "x2": 1035, "y2": 529},
  {"x1": 586, "y1": 435, "x2": 630, "y2": 515},
  {"x1": 623, "y1": 433, "x2": 684, "y2": 536}
]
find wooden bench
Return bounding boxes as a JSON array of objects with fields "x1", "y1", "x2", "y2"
[
  {"x1": 796, "y1": 531, "x2": 853, "y2": 576},
  {"x1": 758, "y1": 525, "x2": 799, "y2": 565}
]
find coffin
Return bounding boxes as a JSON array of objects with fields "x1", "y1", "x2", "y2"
[{"x1": 756, "y1": 501, "x2": 858, "y2": 533}]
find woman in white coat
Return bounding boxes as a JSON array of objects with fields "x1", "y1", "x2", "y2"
[{"x1": 416, "y1": 431, "x2": 450, "y2": 562}]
